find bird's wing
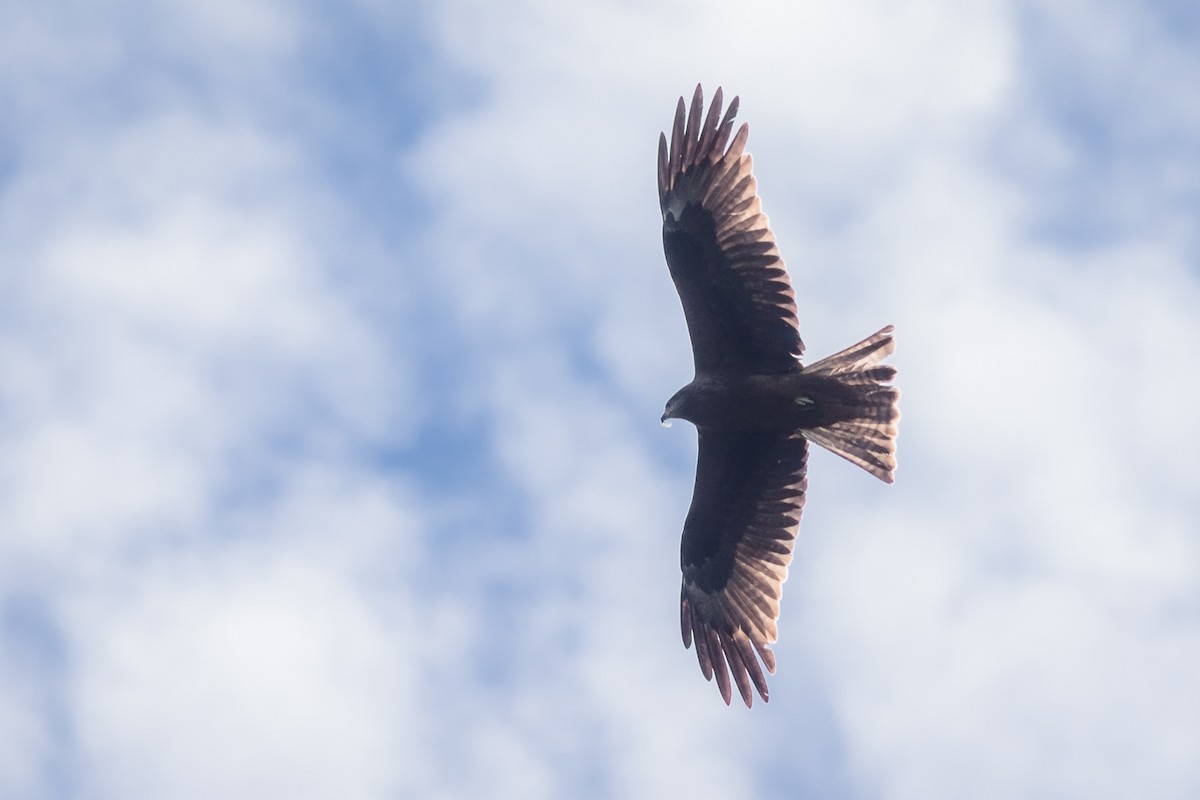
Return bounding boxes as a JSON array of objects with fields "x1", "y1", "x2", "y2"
[
  {"x1": 679, "y1": 428, "x2": 808, "y2": 707},
  {"x1": 659, "y1": 85, "x2": 804, "y2": 374}
]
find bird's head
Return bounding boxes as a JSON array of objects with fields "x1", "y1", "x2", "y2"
[{"x1": 661, "y1": 387, "x2": 690, "y2": 426}]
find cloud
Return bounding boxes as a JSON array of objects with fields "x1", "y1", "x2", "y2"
[
  {"x1": 1, "y1": 0, "x2": 1198, "y2": 798},
  {"x1": 66, "y1": 528, "x2": 418, "y2": 799},
  {"x1": 1, "y1": 5, "x2": 427, "y2": 797}
]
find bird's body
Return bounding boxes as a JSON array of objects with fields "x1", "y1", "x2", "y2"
[
  {"x1": 658, "y1": 85, "x2": 900, "y2": 707},
  {"x1": 665, "y1": 371, "x2": 866, "y2": 431}
]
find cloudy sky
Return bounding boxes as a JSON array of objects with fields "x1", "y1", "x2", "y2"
[{"x1": 2, "y1": 1, "x2": 1198, "y2": 798}]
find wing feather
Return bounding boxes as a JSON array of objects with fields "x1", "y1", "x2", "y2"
[
  {"x1": 659, "y1": 85, "x2": 804, "y2": 374},
  {"x1": 657, "y1": 133, "x2": 669, "y2": 201},
  {"x1": 694, "y1": 88, "x2": 724, "y2": 166},
  {"x1": 682, "y1": 85, "x2": 703, "y2": 169},
  {"x1": 679, "y1": 429, "x2": 808, "y2": 707},
  {"x1": 669, "y1": 98, "x2": 685, "y2": 185}
]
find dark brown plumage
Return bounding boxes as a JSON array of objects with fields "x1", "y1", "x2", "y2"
[{"x1": 658, "y1": 85, "x2": 900, "y2": 707}]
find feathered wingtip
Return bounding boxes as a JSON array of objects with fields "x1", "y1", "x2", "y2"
[
  {"x1": 657, "y1": 84, "x2": 745, "y2": 213},
  {"x1": 801, "y1": 326, "x2": 900, "y2": 482},
  {"x1": 682, "y1": 589, "x2": 776, "y2": 708}
]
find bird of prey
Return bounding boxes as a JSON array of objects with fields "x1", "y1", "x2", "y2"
[{"x1": 658, "y1": 85, "x2": 900, "y2": 707}]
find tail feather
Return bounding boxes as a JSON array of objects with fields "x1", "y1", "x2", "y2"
[
  {"x1": 803, "y1": 325, "x2": 896, "y2": 378},
  {"x1": 801, "y1": 326, "x2": 900, "y2": 483}
]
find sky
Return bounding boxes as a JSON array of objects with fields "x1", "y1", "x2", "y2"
[{"x1": 1, "y1": 1, "x2": 1198, "y2": 798}]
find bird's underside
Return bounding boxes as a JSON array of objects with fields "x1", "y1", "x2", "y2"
[{"x1": 658, "y1": 85, "x2": 900, "y2": 707}]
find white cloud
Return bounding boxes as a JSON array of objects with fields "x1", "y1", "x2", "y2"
[
  {"x1": 2, "y1": 108, "x2": 409, "y2": 562},
  {"x1": 1, "y1": 5, "x2": 428, "y2": 798},
  {"x1": 0, "y1": 655, "x2": 49, "y2": 797},
  {"x1": 66, "y1": 539, "x2": 418, "y2": 800},
  {"x1": 2, "y1": 0, "x2": 1199, "y2": 798}
]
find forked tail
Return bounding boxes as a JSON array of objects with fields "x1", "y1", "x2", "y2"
[{"x1": 800, "y1": 326, "x2": 900, "y2": 483}]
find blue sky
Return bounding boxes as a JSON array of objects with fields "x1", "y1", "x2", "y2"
[{"x1": 2, "y1": 1, "x2": 1198, "y2": 798}]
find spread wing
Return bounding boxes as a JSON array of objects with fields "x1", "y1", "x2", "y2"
[
  {"x1": 679, "y1": 428, "x2": 808, "y2": 707},
  {"x1": 658, "y1": 85, "x2": 804, "y2": 375}
]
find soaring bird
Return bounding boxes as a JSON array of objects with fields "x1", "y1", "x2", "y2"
[{"x1": 658, "y1": 85, "x2": 900, "y2": 707}]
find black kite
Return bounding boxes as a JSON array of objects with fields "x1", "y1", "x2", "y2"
[{"x1": 658, "y1": 85, "x2": 900, "y2": 707}]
